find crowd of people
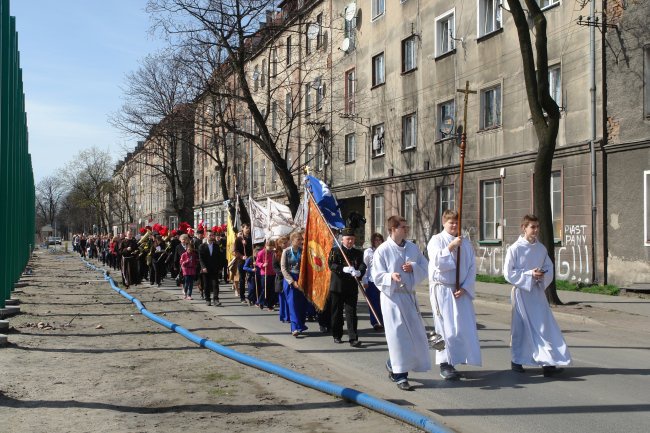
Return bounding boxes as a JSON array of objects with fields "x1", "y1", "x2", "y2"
[{"x1": 77, "y1": 211, "x2": 572, "y2": 392}]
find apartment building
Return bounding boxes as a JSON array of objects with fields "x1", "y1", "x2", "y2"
[
  {"x1": 111, "y1": 105, "x2": 195, "y2": 233},
  {"x1": 188, "y1": 0, "x2": 646, "y2": 286}
]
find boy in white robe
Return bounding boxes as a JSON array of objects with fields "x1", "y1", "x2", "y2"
[
  {"x1": 504, "y1": 214, "x2": 571, "y2": 377},
  {"x1": 427, "y1": 210, "x2": 482, "y2": 380},
  {"x1": 372, "y1": 216, "x2": 430, "y2": 391}
]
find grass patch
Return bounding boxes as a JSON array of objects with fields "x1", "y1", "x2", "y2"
[
  {"x1": 476, "y1": 274, "x2": 620, "y2": 296},
  {"x1": 205, "y1": 372, "x2": 241, "y2": 382},
  {"x1": 208, "y1": 388, "x2": 231, "y2": 397},
  {"x1": 476, "y1": 274, "x2": 508, "y2": 284}
]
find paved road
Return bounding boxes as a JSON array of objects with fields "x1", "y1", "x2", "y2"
[{"x1": 135, "y1": 275, "x2": 649, "y2": 433}]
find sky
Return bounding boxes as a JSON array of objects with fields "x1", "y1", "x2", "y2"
[{"x1": 10, "y1": 0, "x2": 165, "y2": 184}]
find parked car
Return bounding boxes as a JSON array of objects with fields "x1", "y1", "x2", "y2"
[{"x1": 47, "y1": 236, "x2": 62, "y2": 245}]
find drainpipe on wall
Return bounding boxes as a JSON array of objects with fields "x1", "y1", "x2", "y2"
[{"x1": 589, "y1": 0, "x2": 599, "y2": 284}]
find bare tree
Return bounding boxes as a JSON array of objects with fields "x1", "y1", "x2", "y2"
[
  {"x1": 110, "y1": 51, "x2": 197, "y2": 222},
  {"x1": 35, "y1": 175, "x2": 67, "y2": 231},
  {"x1": 148, "y1": 0, "x2": 333, "y2": 215},
  {"x1": 108, "y1": 162, "x2": 137, "y2": 231},
  {"x1": 62, "y1": 147, "x2": 114, "y2": 233},
  {"x1": 507, "y1": 0, "x2": 562, "y2": 304}
]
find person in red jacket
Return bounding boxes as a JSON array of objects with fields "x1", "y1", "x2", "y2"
[{"x1": 179, "y1": 243, "x2": 198, "y2": 300}]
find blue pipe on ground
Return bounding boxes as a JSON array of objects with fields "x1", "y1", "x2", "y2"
[{"x1": 81, "y1": 259, "x2": 453, "y2": 433}]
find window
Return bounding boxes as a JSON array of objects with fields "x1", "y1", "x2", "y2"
[
  {"x1": 305, "y1": 23, "x2": 312, "y2": 55},
  {"x1": 286, "y1": 36, "x2": 292, "y2": 66},
  {"x1": 285, "y1": 92, "x2": 292, "y2": 121},
  {"x1": 372, "y1": 194, "x2": 385, "y2": 235},
  {"x1": 438, "y1": 185, "x2": 455, "y2": 232},
  {"x1": 402, "y1": 36, "x2": 417, "y2": 73},
  {"x1": 371, "y1": 123, "x2": 385, "y2": 157},
  {"x1": 253, "y1": 65, "x2": 260, "y2": 91},
  {"x1": 480, "y1": 84, "x2": 502, "y2": 129},
  {"x1": 402, "y1": 112, "x2": 417, "y2": 150},
  {"x1": 437, "y1": 100, "x2": 455, "y2": 140},
  {"x1": 551, "y1": 171, "x2": 563, "y2": 241},
  {"x1": 272, "y1": 102, "x2": 278, "y2": 130},
  {"x1": 402, "y1": 191, "x2": 416, "y2": 234},
  {"x1": 372, "y1": 0, "x2": 385, "y2": 20},
  {"x1": 538, "y1": 0, "x2": 560, "y2": 9},
  {"x1": 271, "y1": 48, "x2": 278, "y2": 77},
  {"x1": 372, "y1": 52, "x2": 385, "y2": 87},
  {"x1": 261, "y1": 59, "x2": 267, "y2": 88},
  {"x1": 435, "y1": 10, "x2": 455, "y2": 57},
  {"x1": 304, "y1": 84, "x2": 312, "y2": 117},
  {"x1": 315, "y1": 77, "x2": 325, "y2": 111},
  {"x1": 549, "y1": 64, "x2": 561, "y2": 106},
  {"x1": 345, "y1": 133, "x2": 356, "y2": 163},
  {"x1": 251, "y1": 161, "x2": 258, "y2": 190},
  {"x1": 261, "y1": 160, "x2": 267, "y2": 193},
  {"x1": 345, "y1": 69, "x2": 356, "y2": 114},
  {"x1": 315, "y1": 139, "x2": 325, "y2": 171},
  {"x1": 645, "y1": 171, "x2": 650, "y2": 245},
  {"x1": 481, "y1": 179, "x2": 502, "y2": 240},
  {"x1": 271, "y1": 166, "x2": 278, "y2": 191},
  {"x1": 478, "y1": 0, "x2": 502, "y2": 38},
  {"x1": 316, "y1": 13, "x2": 323, "y2": 49},
  {"x1": 643, "y1": 45, "x2": 650, "y2": 119},
  {"x1": 343, "y1": 9, "x2": 356, "y2": 51}
]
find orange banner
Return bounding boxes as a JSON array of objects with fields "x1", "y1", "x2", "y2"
[{"x1": 298, "y1": 196, "x2": 332, "y2": 311}]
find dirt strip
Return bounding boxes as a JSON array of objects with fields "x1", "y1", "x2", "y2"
[{"x1": 1, "y1": 250, "x2": 421, "y2": 433}]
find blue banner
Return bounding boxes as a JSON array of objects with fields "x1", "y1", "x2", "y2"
[{"x1": 305, "y1": 175, "x2": 345, "y2": 229}]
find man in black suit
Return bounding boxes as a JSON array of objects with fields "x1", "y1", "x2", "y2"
[
  {"x1": 199, "y1": 228, "x2": 223, "y2": 306},
  {"x1": 328, "y1": 227, "x2": 366, "y2": 347}
]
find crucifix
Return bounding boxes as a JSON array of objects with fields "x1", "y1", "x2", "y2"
[{"x1": 455, "y1": 81, "x2": 476, "y2": 291}]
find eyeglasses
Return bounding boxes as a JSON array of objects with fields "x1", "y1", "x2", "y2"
[{"x1": 397, "y1": 225, "x2": 410, "y2": 229}]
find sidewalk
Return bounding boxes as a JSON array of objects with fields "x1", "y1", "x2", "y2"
[{"x1": 416, "y1": 280, "x2": 650, "y2": 320}]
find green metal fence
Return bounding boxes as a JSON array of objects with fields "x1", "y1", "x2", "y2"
[{"x1": 1, "y1": 0, "x2": 35, "y2": 309}]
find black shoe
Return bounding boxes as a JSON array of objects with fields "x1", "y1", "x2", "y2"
[
  {"x1": 373, "y1": 324, "x2": 384, "y2": 331},
  {"x1": 542, "y1": 366, "x2": 565, "y2": 377},
  {"x1": 333, "y1": 338, "x2": 343, "y2": 344},
  {"x1": 511, "y1": 362, "x2": 526, "y2": 373},
  {"x1": 349, "y1": 340, "x2": 362, "y2": 348},
  {"x1": 206, "y1": 300, "x2": 212, "y2": 306},
  {"x1": 319, "y1": 325, "x2": 329, "y2": 333},
  {"x1": 397, "y1": 380, "x2": 413, "y2": 391},
  {"x1": 440, "y1": 363, "x2": 461, "y2": 380},
  {"x1": 215, "y1": 301, "x2": 222, "y2": 307}
]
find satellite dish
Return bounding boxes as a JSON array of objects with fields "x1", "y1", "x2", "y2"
[
  {"x1": 307, "y1": 23, "x2": 320, "y2": 40},
  {"x1": 340, "y1": 38, "x2": 350, "y2": 52},
  {"x1": 345, "y1": 3, "x2": 357, "y2": 21}
]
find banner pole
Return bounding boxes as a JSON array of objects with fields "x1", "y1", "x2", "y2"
[{"x1": 304, "y1": 189, "x2": 382, "y2": 326}]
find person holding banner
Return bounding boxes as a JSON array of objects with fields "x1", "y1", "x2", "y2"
[
  {"x1": 281, "y1": 231, "x2": 308, "y2": 336},
  {"x1": 427, "y1": 209, "x2": 482, "y2": 381},
  {"x1": 234, "y1": 224, "x2": 253, "y2": 303},
  {"x1": 372, "y1": 216, "x2": 430, "y2": 391},
  {"x1": 328, "y1": 227, "x2": 366, "y2": 347}
]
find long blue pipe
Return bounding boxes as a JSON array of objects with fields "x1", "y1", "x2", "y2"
[{"x1": 82, "y1": 259, "x2": 453, "y2": 433}]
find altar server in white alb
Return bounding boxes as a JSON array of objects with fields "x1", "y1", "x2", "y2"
[
  {"x1": 427, "y1": 209, "x2": 482, "y2": 380},
  {"x1": 372, "y1": 215, "x2": 430, "y2": 391},
  {"x1": 503, "y1": 214, "x2": 571, "y2": 377}
]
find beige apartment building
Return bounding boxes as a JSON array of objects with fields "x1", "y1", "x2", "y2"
[
  {"x1": 111, "y1": 105, "x2": 195, "y2": 234},
  {"x1": 188, "y1": 0, "x2": 647, "y2": 286}
]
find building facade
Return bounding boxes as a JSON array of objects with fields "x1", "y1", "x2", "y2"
[{"x1": 171, "y1": 0, "x2": 645, "y2": 286}]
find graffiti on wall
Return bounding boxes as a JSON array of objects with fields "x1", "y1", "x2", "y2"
[{"x1": 475, "y1": 224, "x2": 591, "y2": 283}]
